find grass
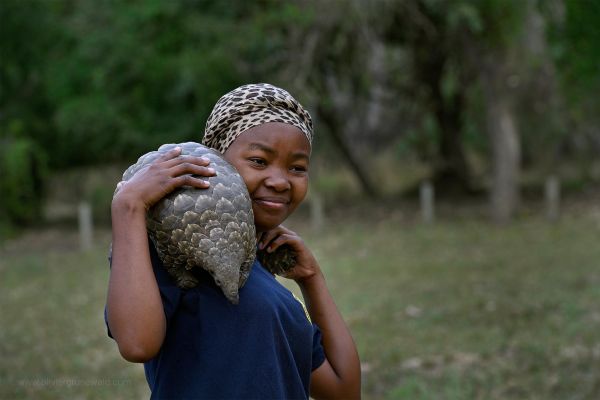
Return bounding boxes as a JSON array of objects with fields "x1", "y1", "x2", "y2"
[
  {"x1": 0, "y1": 230, "x2": 148, "y2": 400},
  {"x1": 319, "y1": 217, "x2": 600, "y2": 399},
  {"x1": 1, "y1": 204, "x2": 599, "y2": 399}
]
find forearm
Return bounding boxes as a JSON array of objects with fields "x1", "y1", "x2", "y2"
[
  {"x1": 106, "y1": 199, "x2": 166, "y2": 362},
  {"x1": 299, "y1": 272, "x2": 361, "y2": 398}
]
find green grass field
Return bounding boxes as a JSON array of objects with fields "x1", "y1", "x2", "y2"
[{"x1": 1, "y1": 204, "x2": 599, "y2": 399}]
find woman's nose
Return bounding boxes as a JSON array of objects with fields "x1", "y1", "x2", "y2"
[{"x1": 264, "y1": 169, "x2": 291, "y2": 192}]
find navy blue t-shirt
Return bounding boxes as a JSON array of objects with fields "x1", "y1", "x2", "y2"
[{"x1": 106, "y1": 239, "x2": 326, "y2": 399}]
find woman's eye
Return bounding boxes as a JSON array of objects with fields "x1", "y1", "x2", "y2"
[
  {"x1": 291, "y1": 165, "x2": 308, "y2": 173},
  {"x1": 249, "y1": 158, "x2": 266, "y2": 166}
]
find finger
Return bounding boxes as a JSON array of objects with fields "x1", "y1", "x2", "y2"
[
  {"x1": 257, "y1": 232, "x2": 265, "y2": 247},
  {"x1": 258, "y1": 229, "x2": 283, "y2": 250},
  {"x1": 113, "y1": 180, "x2": 125, "y2": 195},
  {"x1": 277, "y1": 226, "x2": 295, "y2": 235},
  {"x1": 156, "y1": 146, "x2": 183, "y2": 162},
  {"x1": 169, "y1": 162, "x2": 216, "y2": 178},
  {"x1": 163, "y1": 154, "x2": 211, "y2": 169},
  {"x1": 265, "y1": 233, "x2": 301, "y2": 253},
  {"x1": 173, "y1": 175, "x2": 210, "y2": 189},
  {"x1": 259, "y1": 226, "x2": 297, "y2": 249}
]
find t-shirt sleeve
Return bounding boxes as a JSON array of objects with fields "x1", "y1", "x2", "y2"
[
  {"x1": 311, "y1": 323, "x2": 326, "y2": 371},
  {"x1": 104, "y1": 237, "x2": 182, "y2": 339}
]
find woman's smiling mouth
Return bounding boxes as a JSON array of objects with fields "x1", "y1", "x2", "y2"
[{"x1": 253, "y1": 196, "x2": 290, "y2": 210}]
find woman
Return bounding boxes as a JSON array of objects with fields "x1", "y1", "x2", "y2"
[{"x1": 105, "y1": 83, "x2": 361, "y2": 399}]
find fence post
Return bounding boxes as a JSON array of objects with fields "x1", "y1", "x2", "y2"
[
  {"x1": 78, "y1": 201, "x2": 93, "y2": 251},
  {"x1": 420, "y1": 181, "x2": 435, "y2": 223},
  {"x1": 545, "y1": 175, "x2": 560, "y2": 221}
]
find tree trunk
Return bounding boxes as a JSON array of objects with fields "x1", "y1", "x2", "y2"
[
  {"x1": 433, "y1": 89, "x2": 473, "y2": 195},
  {"x1": 317, "y1": 103, "x2": 378, "y2": 198},
  {"x1": 482, "y1": 62, "x2": 521, "y2": 223},
  {"x1": 415, "y1": 43, "x2": 473, "y2": 195}
]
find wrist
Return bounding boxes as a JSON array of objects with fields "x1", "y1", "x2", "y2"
[
  {"x1": 296, "y1": 269, "x2": 325, "y2": 289},
  {"x1": 112, "y1": 192, "x2": 147, "y2": 217},
  {"x1": 111, "y1": 190, "x2": 146, "y2": 213}
]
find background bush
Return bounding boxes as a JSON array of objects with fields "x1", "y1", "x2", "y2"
[{"x1": 0, "y1": 135, "x2": 47, "y2": 229}]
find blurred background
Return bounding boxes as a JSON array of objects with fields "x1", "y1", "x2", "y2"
[{"x1": 1, "y1": 0, "x2": 599, "y2": 399}]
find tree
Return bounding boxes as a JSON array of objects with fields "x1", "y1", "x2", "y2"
[
  {"x1": 377, "y1": 0, "x2": 531, "y2": 220},
  {"x1": 0, "y1": 0, "x2": 300, "y2": 229},
  {"x1": 275, "y1": 0, "x2": 382, "y2": 197},
  {"x1": 549, "y1": 0, "x2": 600, "y2": 175},
  {"x1": 0, "y1": 0, "x2": 56, "y2": 227},
  {"x1": 377, "y1": 0, "x2": 482, "y2": 194}
]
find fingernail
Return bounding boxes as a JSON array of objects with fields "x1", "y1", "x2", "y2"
[
  {"x1": 201, "y1": 157, "x2": 210, "y2": 162},
  {"x1": 207, "y1": 168, "x2": 215, "y2": 174},
  {"x1": 174, "y1": 146, "x2": 182, "y2": 152},
  {"x1": 258, "y1": 242, "x2": 264, "y2": 249}
]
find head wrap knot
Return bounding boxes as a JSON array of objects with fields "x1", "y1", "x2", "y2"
[{"x1": 202, "y1": 83, "x2": 313, "y2": 153}]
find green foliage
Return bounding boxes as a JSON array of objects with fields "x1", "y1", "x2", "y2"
[
  {"x1": 468, "y1": 0, "x2": 526, "y2": 46},
  {"x1": 0, "y1": 136, "x2": 47, "y2": 226},
  {"x1": 0, "y1": 0, "x2": 57, "y2": 167},
  {"x1": 2, "y1": 0, "x2": 306, "y2": 170},
  {"x1": 548, "y1": 0, "x2": 600, "y2": 128},
  {"x1": 0, "y1": 0, "x2": 308, "y2": 230},
  {"x1": 555, "y1": 0, "x2": 600, "y2": 101}
]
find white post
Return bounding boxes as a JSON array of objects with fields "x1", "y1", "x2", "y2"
[
  {"x1": 78, "y1": 201, "x2": 93, "y2": 251},
  {"x1": 420, "y1": 181, "x2": 435, "y2": 223},
  {"x1": 545, "y1": 175, "x2": 560, "y2": 221}
]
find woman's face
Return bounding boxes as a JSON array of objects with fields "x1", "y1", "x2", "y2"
[{"x1": 223, "y1": 122, "x2": 311, "y2": 234}]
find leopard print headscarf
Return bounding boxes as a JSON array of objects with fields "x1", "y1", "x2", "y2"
[{"x1": 202, "y1": 83, "x2": 313, "y2": 153}]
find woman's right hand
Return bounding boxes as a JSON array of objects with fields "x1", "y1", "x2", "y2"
[{"x1": 112, "y1": 146, "x2": 216, "y2": 212}]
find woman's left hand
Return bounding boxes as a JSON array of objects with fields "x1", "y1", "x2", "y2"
[{"x1": 258, "y1": 226, "x2": 321, "y2": 283}]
